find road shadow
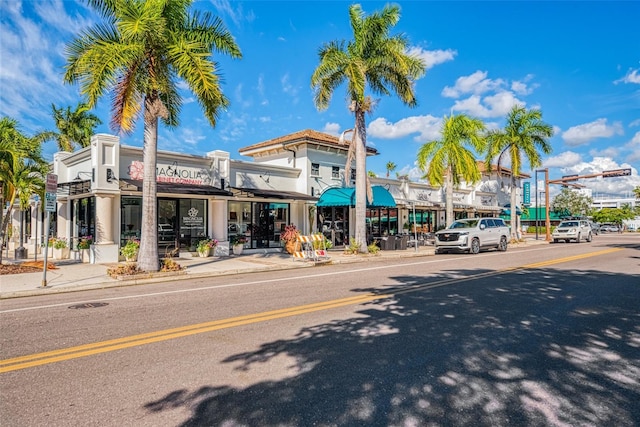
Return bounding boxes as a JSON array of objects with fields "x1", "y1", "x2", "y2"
[{"x1": 145, "y1": 267, "x2": 640, "y2": 426}]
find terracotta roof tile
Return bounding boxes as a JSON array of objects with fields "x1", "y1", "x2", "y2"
[{"x1": 239, "y1": 129, "x2": 378, "y2": 155}]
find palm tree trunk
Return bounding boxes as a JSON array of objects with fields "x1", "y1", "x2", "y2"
[
  {"x1": 510, "y1": 174, "x2": 518, "y2": 240},
  {"x1": 354, "y1": 110, "x2": 368, "y2": 253},
  {"x1": 137, "y1": 98, "x2": 161, "y2": 272},
  {"x1": 445, "y1": 169, "x2": 454, "y2": 226}
]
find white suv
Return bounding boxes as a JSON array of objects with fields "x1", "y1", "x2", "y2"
[
  {"x1": 435, "y1": 217, "x2": 509, "y2": 254},
  {"x1": 552, "y1": 220, "x2": 592, "y2": 243}
]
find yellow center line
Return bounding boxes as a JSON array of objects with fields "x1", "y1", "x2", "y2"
[{"x1": 0, "y1": 247, "x2": 623, "y2": 373}]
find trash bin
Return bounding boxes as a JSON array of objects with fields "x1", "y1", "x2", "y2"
[
  {"x1": 395, "y1": 235, "x2": 408, "y2": 250},
  {"x1": 15, "y1": 246, "x2": 28, "y2": 259}
]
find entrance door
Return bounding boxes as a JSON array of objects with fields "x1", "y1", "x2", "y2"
[{"x1": 253, "y1": 202, "x2": 272, "y2": 248}]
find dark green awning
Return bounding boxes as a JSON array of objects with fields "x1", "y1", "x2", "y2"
[{"x1": 316, "y1": 186, "x2": 396, "y2": 208}]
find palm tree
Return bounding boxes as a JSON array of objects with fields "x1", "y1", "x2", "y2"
[
  {"x1": 64, "y1": 0, "x2": 242, "y2": 272},
  {"x1": 485, "y1": 105, "x2": 553, "y2": 239},
  {"x1": 417, "y1": 114, "x2": 487, "y2": 227},
  {"x1": 311, "y1": 3, "x2": 425, "y2": 252},
  {"x1": 0, "y1": 117, "x2": 46, "y2": 262},
  {"x1": 633, "y1": 186, "x2": 640, "y2": 200},
  {"x1": 42, "y1": 102, "x2": 102, "y2": 152},
  {"x1": 385, "y1": 161, "x2": 396, "y2": 178}
]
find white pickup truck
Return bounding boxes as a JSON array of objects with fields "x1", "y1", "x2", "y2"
[{"x1": 435, "y1": 217, "x2": 510, "y2": 254}]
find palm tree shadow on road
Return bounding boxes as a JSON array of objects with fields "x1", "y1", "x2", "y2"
[{"x1": 145, "y1": 267, "x2": 640, "y2": 426}]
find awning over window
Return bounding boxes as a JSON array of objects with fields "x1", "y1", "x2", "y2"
[
  {"x1": 231, "y1": 187, "x2": 317, "y2": 201},
  {"x1": 120, "y1": 179, "x2": 233, "y2": 196},
  {"x1": 316, "y1": 186, "x2": 397, "y2": 208}
]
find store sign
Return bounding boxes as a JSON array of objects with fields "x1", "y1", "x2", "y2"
[
  {"x1": 182, "y1": 207, "x2": 203, "y2": 228},
  {"x1": 127, "y1": 161, "x2": 212, "y2": 185}
]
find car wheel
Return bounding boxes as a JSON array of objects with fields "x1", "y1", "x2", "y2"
[
  {"x1": 575, "y1": 233, "x2": 581, "y2": 243},
  {"x1": 553, "y1": 239, "x2": 558, "y2": 243},
  {"x1": 470, "y1": 238, "x2": 480, "y2": 254},
  {"x1": 498, "y1": 236, "x2": 508, "y2": 252},
  {"x1": 587, "y1": 232, "x2": 592, "y2": 242}
]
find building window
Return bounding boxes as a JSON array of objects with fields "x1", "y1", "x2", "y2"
[
  {"x1": 311, "y1": 163, "x2": 320, "y2": 176},
  {"x1": 332, "y1": 166, "x2": 340, "y2": 179}
]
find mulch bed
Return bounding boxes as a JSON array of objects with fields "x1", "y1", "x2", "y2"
[{"x1": 0, "y1": 261, "x2": 58, "y2": 275}]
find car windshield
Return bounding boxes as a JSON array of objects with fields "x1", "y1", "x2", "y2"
[
  {"x1": 448, "y1": 219, "x2": 479, "y2": 229},
  {"x1": 559, "y1": 221, "x2": 578, "y2": 227}
]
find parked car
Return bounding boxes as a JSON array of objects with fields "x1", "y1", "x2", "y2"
[
  {"x1": 435, "y1": 217, "x2": 509, "y2": 254},
  {"x1": 600, "y1": 223, "x2": 620, "y2": 233},
  {"x1": 552, "y1": 220, "x2": 592, "y2": 243}
]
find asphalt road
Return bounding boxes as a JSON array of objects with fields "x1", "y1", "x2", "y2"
[{"x1": 1, "y1": 234, "x2": 639, "y2": 426}]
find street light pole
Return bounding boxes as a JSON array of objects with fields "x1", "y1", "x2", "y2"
[{"x1": 544, "y1": 168, "x2": 551, "y2": 241}]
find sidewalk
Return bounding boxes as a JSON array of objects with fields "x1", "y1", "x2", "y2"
[
  {"x1": 0, "y1": 245, "x2": 436, "y2": 299},
  {"x1": 0, "y1": 238, "x2": 547, "y2": 299}
]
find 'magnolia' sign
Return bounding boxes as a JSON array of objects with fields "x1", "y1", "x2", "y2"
[{"x1": 127, "y1": 161, "x2": 212, "y2": 185}]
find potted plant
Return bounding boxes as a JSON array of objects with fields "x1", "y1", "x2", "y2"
[
  {"x1": 52, "y1": 237, "x2": 69, "y2": 260},
  {"x1": 230, "y1": 235, "x2": 248, "y2": 255},
  {"x1": 120, "y1": 238, "x2": 140, "y2": 262},
  {"x1": 281, "y1": 224, "x2": 300, "y2": 254},
  {"x1": 78, "y1": 235, "x2": 93, "y2": 263},
  {"x1": 196, "y1": 238, "x2": 218, "y2": 257}
]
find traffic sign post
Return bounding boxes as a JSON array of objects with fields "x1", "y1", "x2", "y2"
[
  {"x1": 42, "y1": 174, "x2": 57, "y2": 287},
  {"x1": 602, "y1": 168, "x2": 631, "y2": 178}
]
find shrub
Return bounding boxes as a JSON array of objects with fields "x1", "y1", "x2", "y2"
[
  {"x1": 120, "y1": 238, "x2": 140, "y2": 259},
  {"x1": 344, "y1": 237, "x2": 361, "y2": 255},
  {"x1": 367, "y1": 243, "x2": 380, "y2": 254},
  {"x1": 196, "y1": 238, "x2": 218, "y2": 252},
  {"x1": 281, "y1": 224, "x2": 299, "y2": 242},
  {"x1": 78, "y1": 235, "x2": 93, "y2": 249},
  {"x1": 53, "y1": 237, "x2": 68, "y2": 249},
  {"x1": 230, "y1": 235, "x2": 248, "y2": 246}
]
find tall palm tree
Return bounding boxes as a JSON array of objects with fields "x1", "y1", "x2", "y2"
[
  {"x1": 42, "y1": 102, "x2": 102, "y2": 152},
  {"x1": 485, "y1": 105, "x2": 553, "y2": 239},
  {"x1": 64, "y1": 0, "x2": 242, "y2": 272},
  {"x1": 385, "y1": 161, "x2": 396, "y2": 178},
  {"x1": 311, "y1": 3, "x2": 425, "y2": 252},
  {"x1": 417, "y1": 114, "x2": 487, "y2": 227},
  {"x1": 633, "y1": 186, "x2": 640, "y2": 200},
  {"x1": 0, "y1": 117, "x2": 46, "y2": 262}
]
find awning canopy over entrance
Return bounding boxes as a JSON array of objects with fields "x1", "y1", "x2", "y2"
[
  {"x1": 317, "y1": 186, "x2": 396, "y2": 208},
  {"x1": 120, "y1": 179, "x2": 233, "y2": 196},
  {"x1": 231, "y1": 187, "x2": 317, "y2": 201}
]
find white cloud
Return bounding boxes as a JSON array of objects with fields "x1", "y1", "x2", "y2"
[
  {"x1": 281, "y1": 73, "x2": 299, "y2": 104},
  {"x1": 624, "y1": 131, "x2": 640, "y2": 163},
  {"x1": 511, "y1": 75, "x2": 537, "y2": 96},
  {"x1": 322, "y1": 122, "x2": 341, "y2": 136},
  {"x1": 451, "y1": 91, "x2": 523, "y2": 119},
  {"x1": 561, "y1": 118, "x2": 624, "y2": 146},
  {"x1": 544, "y1": 151, "x2": 583, "y2": 169},
  {"x1": 367, "y1": 115, "x2": 442, "y2": 142},
  {"x1": 629, "y1": 118, "x2": 640, "y2": 127},
  {"x1": 407, "y1": 46, "x2": 457, "y2": 70},
  {"x1": 442, "y1": 71, "x2": 503, "y2": 98},
  {"x1": 614, "y1": 68, "x2": 640, "y2": 84}
]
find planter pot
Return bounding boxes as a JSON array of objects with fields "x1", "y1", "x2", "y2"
[
  {"x1": 198, "y1": 248, "x2": 212, "y2": 257},
  {"x1": 284, "y1": 240, "x2": 299, "y2": 255},
  {"x1": 80, "y1": 248, "x2": 90, "y2": 263},
  {"x1": 125, "y1": 254, "x2": 138, "y2": 263},
  {"x1": 232, "y1": 244, "x2": 244, "y2": 255},
  {"x1": 53, "y1": 247, "x2": 70, "y2": 260}
]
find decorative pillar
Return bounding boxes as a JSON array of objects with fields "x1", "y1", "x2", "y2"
[{"x1": 95, "y1": 195, "x2": 114, "y2": 244}]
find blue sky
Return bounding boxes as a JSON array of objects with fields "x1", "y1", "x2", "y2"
[{"x1": 2, "y1": 1, "x2": 639, "y2": 199}]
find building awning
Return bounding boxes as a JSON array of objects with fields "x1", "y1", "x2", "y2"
[
  {"x1": 231, "y1": 187, "x2": 317, "y2": 201},
  {"x1": 500, "y1": 203, "x2": 523, "y2": 216},
  {"x1": 120, "y1": 179, "x2": 233, "y2": 196},
  {"x1": 317, "y1": 186, "x2": 397, "y2": 208}
]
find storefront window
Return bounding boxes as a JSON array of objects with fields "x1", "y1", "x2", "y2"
[
  {"x1": 408, "y1": 209, "x2": 434, "y2": 234},
  {"x1": 71, "y1": 197, "x2": 95, "y2": 249},
  {"x1": 228, "y1": 202, "x2": 289, "y2": 249},
  {"x1": 366, "y1": 208, "x2": 399, "y2": 239},
  {"x1": 120, "y1": 197, "x2": 207, "y2": 251},
  {"x1": 318, "y1": 206, "x2": 348, "y2": 247}
]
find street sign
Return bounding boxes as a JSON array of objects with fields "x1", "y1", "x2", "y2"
[
  {"x1": 561, "y1": 174, "x2": 579, "y2": 182},
  {"x1": 45, "y1": 192, "x2": 56, "y2": 212},
  {"x1": 602, "y1": 168, "x2": 631, "y2": 178},
  {"x1": 46, "y1": 173, "x2": 58, "y2": 193},
  {"x1": 522, "y1": 182, "x2": 530, "y2": 205}
]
